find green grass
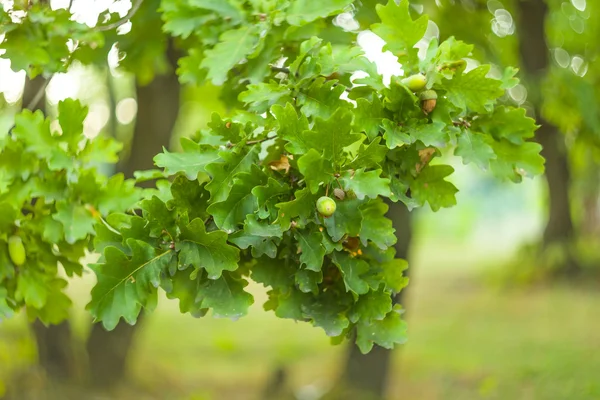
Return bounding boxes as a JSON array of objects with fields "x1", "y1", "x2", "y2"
[{"x1": 2, "y1": 231, "x2": 600, "y2": 399}]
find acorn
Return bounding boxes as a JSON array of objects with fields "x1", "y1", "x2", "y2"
[
  {"x1": 316, "y1": 196, "x2": 336, "y2": 217},
  {"x1": 419, "y1": 89, "x2": 438, "y2": 114},
  {"x1": 401, "y1": 73, "x2": 427, "y2": 92}
]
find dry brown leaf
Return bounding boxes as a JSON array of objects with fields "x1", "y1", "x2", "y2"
[
  {"x1": 269, "y1": 154, "x2": 290, "y2": 174},
  {"x1": 416, "y1": 147, "x2": 436, "y2": 173}
]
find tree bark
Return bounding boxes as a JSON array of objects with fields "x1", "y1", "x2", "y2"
[
  {"x1": 86, "y1": 41, "x2": 181, "y2": 388},
  {"x1": 536, "y1": 120, "x2": 574, "y2": 245},
  {"x1": 22, "y1": 76, "x2": 78, "y2": 383},
  {"x1": 516, "y1": 0, "x2": 578, "y2": 274},
  {"x1": 334, "y1": 201, "x2": 413, "y2": 400},
  {"x1": 118, "y1": 43, "x2": 181, "y2": 180}
]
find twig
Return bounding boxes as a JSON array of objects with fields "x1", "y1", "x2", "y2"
[
  {"x1": 25, "y1": 76, "x2": 52, "y2": 111},
  {"x1": 270, "y1": 65, "x2": 290, "y2": 74},
  {"x1": 245, "y1": 136, "x2": 271, "y2": 146},
  {"x1": 452, "y1": 119, "x2": 471, "y2": 128},
  {"x1": 96, "y1": 0, "x2": 143, "y2": 32}
]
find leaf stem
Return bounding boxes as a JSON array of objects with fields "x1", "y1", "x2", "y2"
[
  {"x1": 98, "y1": 216, "x2": 121, "y2": 235},
  {"x1": 270, "y1": 65, "x2": 290, "y2": 74},
  {"x1": 96, "y1": 0, "x2": 143, "y2": 32}
]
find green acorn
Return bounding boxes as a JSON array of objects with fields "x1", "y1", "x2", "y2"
[
  {"x1": 316, "y1": 196, "x2": 336, "y2": 217},
  {"x1": 8, "y1": 235, "x2": 26, "y2": 266},
  {"x1": 401, "y1": 73, "x2": 427, "y2": 92}
]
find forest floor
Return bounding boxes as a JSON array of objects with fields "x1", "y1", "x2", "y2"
[{"x1": 2, "y1": 234, "x2": 599, "y2": 400}]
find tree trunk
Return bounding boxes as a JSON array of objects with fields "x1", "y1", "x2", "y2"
[
  {"x1": 536, "y1": 120, "x2": 574, "y2": 244},
  {"x1": 334, "y1": 201, "x2": 413, "y2": 400},
  {"x1": 22, "y1": 76, "x2": 78, "y2": 383},
  {"x1": 516, "y1": 0, "x2": 577, "y2": 274},
  {"x1": 118, "y1": 44, "x2": 181, "y2": 180},
  {"x1": 86, "y1": 41, "x2": 181, "y2": 389}
]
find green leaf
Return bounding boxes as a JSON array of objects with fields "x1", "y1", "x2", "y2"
[
  {"x1": 296, "y1": 269, "x2": 322, "y2": 293},
  {"x1": 349, "y1": 289, "x2": 393, "y2": 323},
  {"x1": 382, "y1": 119, "x2": 411, "y2": 149},
  {"x1": 0, "y1": 287, "x2": 13, "y2": 319},
  {"x1": 27, "y1": 278, "x2": 71, "y2": 325},
  {"x1": 303, "y1": 108, "x2": 362, "y2": 166},
  {"x1": 372, "y1": 0, "x2": 428, "y2": 57},
  {"x1": 0, "y1": 202, "x2": 17, "y2": 232},
  {"x1": 455, "y1": 129, "x2": 496, "y2": 169},
  {"x1": 340, "y1": 169, "x2": 390, "y2": 200},
  {"x1": 198, "y1": 273, "x2": 254, "y2": 319},
  {"x1": 298, "y1": 149, "x2": 335, "y2": 194},
  {"x1": 410, "y1": 121, "x2": 447, "y2": 147},
  {"x1": 297, "y1": 78, "x2": 350, "y2": 120},
  {"x1": 302, "y1": 295, "x2": 351, "y2": 336},
  {"x1": 295, "y1": 229, "x2": 327, "y2": 272},
  {"x1": 471, "y1": 106, "x2": 538, "y2": 145},
  {"x1": 354, "y1": 97, "x2": 385, "y2": 141},
  {"x1": 346, "y1": 137, "x2": 388, "y2": 170},
  {"x1": 12, "y1": 110, "x2": 70, "y2": 170},
  {"x1": 332, "y1": 252, "x2": 370, "y2": 295},
  {"x1": 177, "y1": 218, "x2": 240, "y2": 279},
  {"x1": 154, "y1": 140, "x2": 220, "y2": 179},
  {"x1": 252, "y1": 257, "x2": 296, "y2": 291},
  {"x1": 359, "y1": 199, "x2": 396, "y2": 250},
  {"x1": 380, "y1": 258, "x2": 409, "y2": 293},
  {"x1": 409, "y1": 165, "x2": 458, "y2": 211},
  {"x1": 207, "y1": 166, "x2": 266, "y2": 232},
  {"x1": 383, "y1": 78, "x2": 420, "y2": 116},
  {"x1": 271, "y1": 103, "x2": 310, "y2": 155},
  {"x1": 53, "y1": 202, "x2": 96, "y2": 244},
  {"x1": 286, "y1": 0, "x2": 354, "y2": 26},
  {"x1": 205, "y1": 146, "x2": 260, "y2": 202},
  {"x1": 57, "y1": 98, "x2": 87, "y2": 152},
  {"x1": 229, "y1": 215, "x2": 283, "y2": 258},
  {"x1": 164, "y1": 269, "x2": 207, "y2": 317},
  {"x1": 489, "y1": 140, "x2": 545, "y2": 182},
  {"x1": 140, "y1": 195, "x2": 178, "y2": 238},
  {"x1": 16, "y1": 270, "x2": 48, "y2": 309},
  {"x1": 323, "y1": 198, "x2": 363, "y2": 242},
  {"x1": 252, "y1": 177, "x2": 291, "y2": 220},
  {"x1": 169, "y1": 175, "x2": 211, "y2": 221},
  {"x1": 444, "y1": 65, "x2": 504, "y2": 113},
  {"x1": 96, "y1": 174, "x2": 140, "y2": 215},
  {"x1": 189, "y1": 0, "x2": 244, "y2": 22},
  {"x1": 356, "y1": 308, "x2": 407, "y2": 353},
  {"x1": 201, "y1": 25, "x2": 261, "y2": 85},
  {"x1": 239, "y1": 82, "x2": 292, "y2": 113},
  {"x1": 229, "y1": 233, "x2": 278, "y2": 259},
  {"x1": 88, "y1": 240, "x2": 174, "y2": 330},
  {"x1": 275, "y1": 188, "x2": 319, "y2": 230}
]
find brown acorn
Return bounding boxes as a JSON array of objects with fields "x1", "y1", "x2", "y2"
[{"x1": 419, "y1": 89, "x2": 438, "y2": 114}]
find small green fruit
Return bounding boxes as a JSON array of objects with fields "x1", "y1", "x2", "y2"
[
  {"x1": 316, "y1": 196, "x2": 336, "y2": 217},
  {"x1": 8, "y1": 235, "x2": 26, "y2": 266},
  {"x1": 401, "y1": 73, "x2": 427, "y2": 92}
]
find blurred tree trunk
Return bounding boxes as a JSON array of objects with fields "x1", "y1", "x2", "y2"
[
  {"x1": 516, "y1": 0, "x2": 578, "y2": 274},
  {"x1": 23, "y1": 76, "x2": 78, "y2": 383},
  {"x1": 86, "y1": 41, "x2": 181, "y2": 388},
  {"x1": 331, "y1": 201, "x2": 413, "y2": 399}
]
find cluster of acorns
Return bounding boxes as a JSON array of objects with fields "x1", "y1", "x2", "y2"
[
  {"x1": 313, "y1": 74, "x2": 439, "y2": 218},
  {"x1": 400, "y1": 73, "x2": 437, "y2": 114}
]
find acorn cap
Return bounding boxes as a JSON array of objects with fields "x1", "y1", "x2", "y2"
[{"x1": 419, "y1": 89, "x2": 438, "y2": 101}]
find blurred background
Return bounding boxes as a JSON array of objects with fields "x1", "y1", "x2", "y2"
[{"x1": 1, "y1": 0, "x2": 599, "y2": 399}]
